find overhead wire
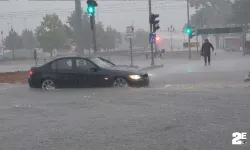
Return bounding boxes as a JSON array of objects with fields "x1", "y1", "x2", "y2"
[
  {"x1": 0, "y1": 5, "x2": 186, "y2": 19},
  {"x1": 0, "y1": 0, "x2": 186, "y2": 14}
]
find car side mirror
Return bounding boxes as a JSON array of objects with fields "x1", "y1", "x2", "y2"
[{"x1": 90, "y1": 68, "x2": 98, "y2": 72}]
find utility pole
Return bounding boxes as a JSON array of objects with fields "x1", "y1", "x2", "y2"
[
  {"x1": 10, "y1": 14, "x2": 13, "y2": 29},
  {"x1": 7, "y1": 23, "x2": 10, "y2": 32},
  {"x1": 187, "y1": 0, "x2": 191, "y2": 60},
  {"x1": 148, "y1": 0, "x2": 154, "y2": 66},
  {"x1": 24, "y1": 17, "x2": 27, "y2": 29},
  {"x1": 1, "y1": 31, "x2": 3, "y2": 55},
  {"x1": 75, "y1": 0, "x2": 84, "y2": 55},
  {"x1": 10, "y1": 29, "x2": 15, "y2": 60},
  {"x1": 242, "y1": 24, "x2": 246, "y2": 56},
  {"x1": 168, "y1": 25, "x2": 175, "y2": 52}
]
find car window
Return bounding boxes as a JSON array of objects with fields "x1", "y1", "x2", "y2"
[
  {"x1": 76, "y1": 59, "x2": 95, "y2": 70},
  {"x1": 90, "y1": 57, "x2": 114, "y2": 68},
  {"x1": 57, "y1": 59, "x2": 73, "y2": 70}
]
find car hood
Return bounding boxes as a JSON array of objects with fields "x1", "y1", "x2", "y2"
[{"x1": 104, "y1": 66, "x2": 146, "y2": 75}]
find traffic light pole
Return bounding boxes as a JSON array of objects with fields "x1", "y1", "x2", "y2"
[
  {"x1": 90, "y1": 15, "x2": 97, "y2": 54},
  {"x1": 148, "y1": 0, "x2": 155, "y2": 66},
  {"x1": 187, "y1": 0, "x2": 191, "y2": 60}
]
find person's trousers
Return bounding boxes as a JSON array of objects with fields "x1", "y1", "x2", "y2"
[{"x1": 204, "y1": 53, "x2": 211, "y2": 64}]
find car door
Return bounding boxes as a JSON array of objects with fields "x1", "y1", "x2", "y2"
[
  {"x1": 56, "y1": 58, "x2": 78, "y2": 88},
  {"x1": 75, "y1": 58, "x2": 103, "y2": 87}
]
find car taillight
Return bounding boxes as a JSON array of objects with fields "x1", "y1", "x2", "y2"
[{"x1": 29, "y1": 70, "x2": 33, "y2": 76}]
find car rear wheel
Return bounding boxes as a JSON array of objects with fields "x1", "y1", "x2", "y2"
[
  {"x1": 41, "y1": 79, "x2": 55, "y2": 90},
  {"x1": 113, "y1": 78, "x2": 128, "y2": 88}
]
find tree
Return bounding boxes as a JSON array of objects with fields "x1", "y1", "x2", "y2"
[
  {"x1": 189, "y1": 0, "x2": 232, "y2": 28},
  {"x1": 4, "y1": 29, "x2": 23, "y2": 50},
  {"x1": 229, "y1": 0, "x2": 250, "y2": 25},
  {"x1": 63, "y1": 24, "x2": 75, "y2": 49},
  {"x1": 190, "y1": 0, "x2": 231, "y2": 9},
  {"x1": 124, "y1": 29, "x2": 148, "y2": 48},
  {"x1": 35, "y1": 14, "x2": 67, "y2": 56},
  {"x1": 63, "y1": 24, "x2": 75, "y2": 42},
  {"x1": 67, "y1": 11, "x2": 92, "y2": 52},
  {"x1": 67, "y1": 11, "x2": 121, "y2": 52},
  {"x1": 134, "y1": 29, "x2": 149, "y2": 48},
  {"x1": 21, "y1": 29, "x2": 39, "y2": 50}
]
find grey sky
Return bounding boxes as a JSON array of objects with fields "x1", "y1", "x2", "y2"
[{"x1": 0, "y1": 0, "x2": 195, "y2": 37}]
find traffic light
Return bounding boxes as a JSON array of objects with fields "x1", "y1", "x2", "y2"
[
  {"x1": 156, "y1": 36, "x2": 160, "y2": 41},
  {"x1": 185, "y1": 26, "x2": 196, "y2": 39},
  {"x1": 185, "y1": 26, "x2": 192, "y2": 35},
  {"x1": 87, "y1": 0, "x2": 98, "y2": 15},
  {"x1": 150, "y1": 13, "x2": 160, "y2": 32}
]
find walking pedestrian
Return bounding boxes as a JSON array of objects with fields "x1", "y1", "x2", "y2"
[{"x1": 201, "y1": 39, "x2": 214, "y2": 66}]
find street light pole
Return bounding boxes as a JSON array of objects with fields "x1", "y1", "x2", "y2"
[
  {"x1": 187, "y1": 0, "x2": 191, "y2": 60},
  {"x1": 148, "y1": 0, "x2": 155, "y2": 66},
  {"x1": 1, "y1": 31, "x2": 3, "y2": 55},
  {"x1": 168, "y1": 25, "x2": 175, "y2": 52}
]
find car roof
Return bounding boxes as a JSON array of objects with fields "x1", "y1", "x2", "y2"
[
  {"x1": 44, "y1": 56, "x2": 95, "y2": 65},
  {"x1": 52, "y1": 56, "x2": 98, "y2": 60}
]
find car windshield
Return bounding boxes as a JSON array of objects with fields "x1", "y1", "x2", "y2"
[{"x1": 90, "y1": 57, "x2": 115, "y2": 68}]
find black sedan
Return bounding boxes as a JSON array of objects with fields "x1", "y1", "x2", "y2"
[{"x1": 28, "y1": 56, "x2": 149, "y2": 90}]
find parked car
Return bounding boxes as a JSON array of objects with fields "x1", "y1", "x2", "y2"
[{"x1": 28, "y1": 56, "x2": 149, "y2": 90}]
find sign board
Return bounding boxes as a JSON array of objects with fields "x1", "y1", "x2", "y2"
[
  {"x1": 197, "y1": 27, "x2": 243, "y2": 35},
  {"x1": 149, "y1": 33, "x2": 156, "y2": 43},
  {"x1": 183, "y1": 42, "x2": 200, "y2": 48},
  {"x1": 126, "y1": 26, "x2": 134, "y2": 38}
]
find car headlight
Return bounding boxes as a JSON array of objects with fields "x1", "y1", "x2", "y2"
[{"x1": 129, "y1": 75, "x2": 141, "y2": 80}]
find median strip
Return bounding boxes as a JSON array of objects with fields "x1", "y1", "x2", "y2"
[
  {"x1": 0, "y1": 71, "x2": 28, "y2": 84},
  {"x1": 140, "y1": 64, "x2": 164, "y2": 71}
]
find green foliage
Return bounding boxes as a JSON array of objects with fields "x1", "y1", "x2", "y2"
[
  {"x1": 4, "y1": 29, "x2": 23, "y2": 50},
  {"x1": 124, "y1": 29, "x2": 149, "y2": 48},
  {"x1": 35, "y1": 14, "x2": 67, "y2": 54},
  {"x1": 190, "y1": 0, "x2": 231, "y2": 9},
  {"x1": 67, "y1": 11, "x2": 121, "y2": 52},
  {"x1": 134, "y1": 29, "x2": 149, "y2": 48},
  {"x1": 21, "y1": 29, "x2": 39, "y2": 50},
  {"x1": 67, "y1": 11, "x2": 94, "y2": 51},
  {"x1": 189, "y1": 0, "x2": 232, "y2": 28},
  {"x1": 230, "y1": 0, "x2": 250, "y2": 25}
]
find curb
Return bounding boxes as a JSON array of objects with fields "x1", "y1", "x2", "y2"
[
  {"x1": 0, "y1": 70, "x2": 29, "y2": 73},
  {"x1": 140, "y1": 64, "x2": 164, "y2": 71}
]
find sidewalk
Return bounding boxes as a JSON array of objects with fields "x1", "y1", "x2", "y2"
[
  {"x1": 0, "y1": 58, "x2": 183, "y2": 73},
  {"x1": 1, "y1": 51, "x2": 248, "y2": 73}
]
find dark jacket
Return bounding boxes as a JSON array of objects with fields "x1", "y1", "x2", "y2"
[{"x1": 201, "y1": 42, "x2": 214, "y2": 56}]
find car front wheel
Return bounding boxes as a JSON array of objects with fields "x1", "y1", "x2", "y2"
[{"x1": 113, "y1": 77, "x2": 128, "y2": 88}]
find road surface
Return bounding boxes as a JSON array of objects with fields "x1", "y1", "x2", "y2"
[{"x1": 0, "y1": 51, "x2": 249, "y2": 150}]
